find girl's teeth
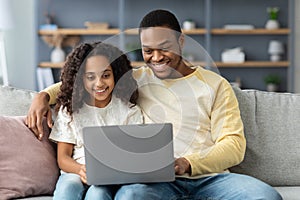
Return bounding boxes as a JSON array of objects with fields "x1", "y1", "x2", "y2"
[{"x1": 96, "y1": 89, "x2": 105, "y2": 92}]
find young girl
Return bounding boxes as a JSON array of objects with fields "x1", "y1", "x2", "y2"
[{"x1": 49, "y1": 41, "x2": 143, "y2": 200}]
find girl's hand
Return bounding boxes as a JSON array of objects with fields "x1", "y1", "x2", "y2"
[
  {"x1": 174, "y1": 157, "x2": 191, "y2": 175},
  {"x1": 79, "y1": 165, "x2": 87, "y2": 184}
]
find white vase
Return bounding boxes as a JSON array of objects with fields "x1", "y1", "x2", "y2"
[
  {"x1": 51, "y1": 46, "x2": 65, "y2": 63},
  {"x1": 266, "y1": 83, "x2": 278, "y2": 92},
  {"x1": 265, "y1": 19, "x2": 280, "y2": 29},
  {"x1": 270, "y1": 54, "x2": 281, "y2": 62},
  {"x1": 183, "y1": 21, "x2": 196, "y2": 30}
]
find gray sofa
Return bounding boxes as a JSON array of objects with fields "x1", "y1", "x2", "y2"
[{"x1": 0, "y1": 85, "x2": 299, "y2": 199}]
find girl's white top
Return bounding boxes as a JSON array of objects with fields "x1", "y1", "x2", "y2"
[{"x1": 49, "y1": 95, "x2": 143, "y2": 164}]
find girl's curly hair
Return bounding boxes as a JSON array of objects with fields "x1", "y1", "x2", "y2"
[{"x1": 55, "y1": 41, "x2": 139, "y2": 116}]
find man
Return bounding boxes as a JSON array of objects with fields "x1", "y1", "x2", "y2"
[{"x1": 26, "y1": 9, "x2": 282, "y2": 199}]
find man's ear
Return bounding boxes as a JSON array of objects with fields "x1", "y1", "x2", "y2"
[{"x1": 178, "y1": 34, "x2": 185, "y2": 49}]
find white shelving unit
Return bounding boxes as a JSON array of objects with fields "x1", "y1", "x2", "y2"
[{"x1": 37, "y1": 0, "x2": 295, "y2": 91}]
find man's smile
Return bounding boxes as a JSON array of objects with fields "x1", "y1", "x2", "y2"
[{"x1": 149, "y1": 62, "x2": 170, "y2": 72}]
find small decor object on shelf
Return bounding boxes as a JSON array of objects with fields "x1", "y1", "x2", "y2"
[
  {"x1": 51, "y1": 46, "x2": 65, "y2": 63},
  {"x1": 264, "y1": 74, "x2": 281, "y2": 92},
  {"x1": 50, "y1": 35, "x2": 65, "y2": 63},
  {"x1": 221, "y1": 47, "x2": 245, "y2": 63},
  {"x1": 265, "y1": 7, "x2": 280, "y2": 29},
  {"x1": 183, "y1": 19, "x2": 196, "y2": 30},
  {"x1": 223, "y1": 24, "x2": 254, "y2": 30},
  {"x1": 39, "y1": 12, "x2": 57, "y2": 30},
  {"x1": 84, "y1": 21, "x2": 109, "y2": 29},
  {"x1": 268, "y1": 40, "x2": 284, "y2": 62}
]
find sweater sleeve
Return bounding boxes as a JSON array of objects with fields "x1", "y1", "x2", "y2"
[
  {"x1": 184, "y1": 81, "x2": 246, "y2": 176},
  {"x1": 41, "y1": 82, "x2": 62, "y2": 105}
]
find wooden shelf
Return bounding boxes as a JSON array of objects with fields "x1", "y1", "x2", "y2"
[
  {"x1": 38, "y1": 28, "x2": 289, "y2": 36},
  {"x1": 211, "y1": 28, "x2": 290, "y2": 35},
  {"x1": 39, "y1": 62, "x2": 64, "y2": 68},
  {"x1": 42, "y1": 28, "x2": 208, "y2": 35},
  {"x1": 183, "y1": 61, "x2": 289, "y2": 68},
  {"x1": 214, "y1": 61, "x2": 289, "y2": 67},
  {"x1": 124, "y1": 28, "x2": 289, "y2": 35},
  {"x1": 39, "y1": 61, "x2": 143, "y2": 68},
  {"x1": 131, "y1": 61, "x2": 145, "y2": 67},
  {"x1": 124, "y1": 29, "x2": 139, "y2": 35},
  {"x1": 39, "y1": 28, "x2": 120, "y2": 35},
  {"x1": 39, "y1": 61, "x2": 289, "y2": 69},
  {"x1": 129, "y1": 61, "x2": 289, "y2": 68},
  {"x1": 182, "y1": 29, "x2": 207, "y2": 34}
]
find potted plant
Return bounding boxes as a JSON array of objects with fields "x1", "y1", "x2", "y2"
[
  {"x1": 264, "y1": 74, "x2": 281, "y2": 92},
  {"x1": 265, "y1": 7, "x2": 280, "y2": 29}
]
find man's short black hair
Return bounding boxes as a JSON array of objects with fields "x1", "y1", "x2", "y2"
[{"x1": 139, "y1": 9, "x2": 182, "y2": 38}]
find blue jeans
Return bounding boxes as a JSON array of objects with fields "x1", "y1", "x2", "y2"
[
  {"x1": 115, "y1": 173, "x2": 282, "y2": 200},
  {"x1": 53, "y1": 173, "x2": 114, "y2": 200}
]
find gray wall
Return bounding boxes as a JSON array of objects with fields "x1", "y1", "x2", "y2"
[{"x1": 5, "y1": 0, "x2": 37, "y2": 90}]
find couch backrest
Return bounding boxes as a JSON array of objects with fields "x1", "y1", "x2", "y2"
[
  {"x1": 0, "y1": 85, "x2": 37, "y2": 116},
  {"x1": 231, "y1": 87, "x2": 300, "y2": 186}
]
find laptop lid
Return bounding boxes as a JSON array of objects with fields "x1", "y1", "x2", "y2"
[{"x1": 83, "y1": 123, "x2": 175, "y2": 185}]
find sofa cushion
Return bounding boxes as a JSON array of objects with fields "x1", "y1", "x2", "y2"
[
  {"x1": 231, "y1": 87, "x2": 300, "y2": 186},
  {"x1": 0, "y1": 85, "x2": 36, "y2": 116},
  {"x1": 275, "y1": 187, "x2": 300, "y2": 200},
  {"x1": 0, "y1": 116, "x2": 59, "y2": 199}
]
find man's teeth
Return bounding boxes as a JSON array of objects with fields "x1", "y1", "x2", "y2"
[
  {"x1": 153, "y1": 63, "x2": 165, "y2": 68},
  {"x1": 152, "y1": 63, "x2": 168, "y2": 70}
]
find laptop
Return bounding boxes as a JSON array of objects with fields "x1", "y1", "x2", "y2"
[{"x1": 82, "y1": 123, "x2": 175, "y2": 185}]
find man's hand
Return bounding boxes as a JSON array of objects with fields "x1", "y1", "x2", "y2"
[
  {"x1": 25, "y1": 92, "x2": 52, "y2": 140},
  {"x1": 175, "y1": 157, "x2": 191, "y2": 175},
  {"x1": 79, "y1": 165, "x2": 87, "y2": 184}
]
